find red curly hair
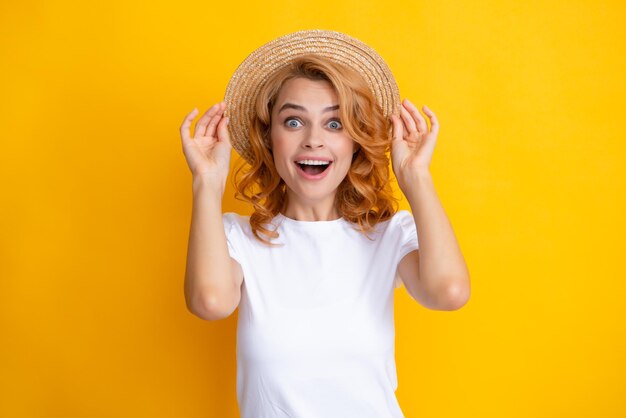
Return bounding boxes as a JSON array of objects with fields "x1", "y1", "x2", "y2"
[{"x1": 231, "y1": 54, "x2": 400, "y2": 245}]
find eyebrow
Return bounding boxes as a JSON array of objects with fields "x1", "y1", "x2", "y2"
[{"x1": 278, "y1": 103, "x2": 339, "y2": 114}]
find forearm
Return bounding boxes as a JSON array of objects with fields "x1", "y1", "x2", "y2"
[
  {"x1": 184, "y1": 176, "x2": 234, "y2": 316},
  {"x1": 401, "y1": 170, "x2": 470, "y2": 304}
]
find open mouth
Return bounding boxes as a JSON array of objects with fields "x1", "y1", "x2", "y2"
[{"x1": 295, "y1": 161, "x2": 332, "y2": 175}]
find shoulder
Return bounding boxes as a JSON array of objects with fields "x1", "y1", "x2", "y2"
[
  {"x1": 222, "y1": 212, "x2": 251, "y2": 233},
  {"x1": 391, "y1": 210, "x2": 416, "y2": 229},
  {"x1": 379, "y1": 210, "x2": 414, "y2": 231},
  {"x1": 383, "y1": 210, "x2": 419, "y2": 247},
  {"x1": 223, "y1": 211, "x2": 250, "y2": 224},
  {"x1": 392, "y1": 209, "x2": 413, "y2": 221},
  {"x1": 345, "y1": 210, "x2": 414, "y2": 236},
  {"x1": 344, "y1": 210, "x2": 414, "y2": 241}
]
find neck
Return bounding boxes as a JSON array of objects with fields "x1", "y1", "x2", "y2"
[{"x1": 281, "y1": 192, "x2": 340, "y2": 221}]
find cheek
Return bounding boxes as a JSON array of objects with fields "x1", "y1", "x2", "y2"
[
  {"x1": 271, "y1": 136, "x2": 286, "y2": 159},
  {"x1": 270, "y1": 136, "x2": 292, "y2": 174},
  {"x1": 338, "y1": 138, "x2": 356, "y2": 160},
  {"x1": 338, "y1": 141, "x2": 357, "y2": 175},
  {"x1": 335, "y1": 143, "x2": 356, "y2": 173}
]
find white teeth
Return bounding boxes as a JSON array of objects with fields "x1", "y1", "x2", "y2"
[{"x1": 296, "y1": 160, "x2": 331, "y2": 165}]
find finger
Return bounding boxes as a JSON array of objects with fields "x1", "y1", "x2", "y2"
[
  {"x1": 206, "y1": 103, "x2": 226, "y2": 139},
  {"x1": 403, "y1": 99, "x2": 428, "y2": 134},
  {"x1": 400, "y1": 105, "x2": 418, "y2": 136},
  {"x1": 180, "y1": 108, "x2": 199, "y2": 144},
  {"x1": 400, "y1": 106, "x2": 421, "y2": 145},
  {"x1": 194, "y1": 103, "x2": 224, "y2": 139},
  {"x1": 422, "y1": 105, "x2": 439, "y2": 136},
  {"x1": 216, "y1": 115, "x2": 232, "y2": 148}
]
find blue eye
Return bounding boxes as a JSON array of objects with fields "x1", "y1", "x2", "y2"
[
  {"x1": 328, "y1": 120, "x2": 342, "y2": 130},
  {"x1": 285, "y1": 118, "x2": 302, "y2": 128},
  {"x1": 283, "y1": 117, "x2": 342, "y2": 130}
]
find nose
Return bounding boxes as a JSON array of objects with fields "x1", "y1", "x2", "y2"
[{"x1": 302, "y1": 125, "x2": 324, "y2": 149}]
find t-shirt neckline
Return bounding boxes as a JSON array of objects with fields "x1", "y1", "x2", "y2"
[{"x1": 275, "y1": 212, "x2": 347, "y2": 228}]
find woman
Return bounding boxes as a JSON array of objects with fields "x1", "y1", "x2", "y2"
[{"x1": 179, "y1": 30, "x2": 470, "y2": 418}]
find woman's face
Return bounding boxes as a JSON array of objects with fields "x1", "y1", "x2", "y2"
[{"x1": 270, "y1": 77, "x2": 356, "y2": 208}]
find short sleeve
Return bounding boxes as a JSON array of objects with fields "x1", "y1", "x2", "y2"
[
  {"x1": 397, "y1": 210, "x2": 419, "y2": 261},
  {"x1": 222, "y1": 212, "x2": 243, "y2": 265}
]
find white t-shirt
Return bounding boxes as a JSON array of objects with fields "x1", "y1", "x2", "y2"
[{"x1": 222, "y1": 210, "x2": 419, "y2": 418}]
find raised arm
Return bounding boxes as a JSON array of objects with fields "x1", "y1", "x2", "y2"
[
  {"x1": 390, "y1": 99, "x2": 470, "y2": 311},
  {"x1": 179, "y1": 103, "x2": 243, "y2": 320}
]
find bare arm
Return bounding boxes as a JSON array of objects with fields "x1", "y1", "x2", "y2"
[
  {"x1": 391, "y1": 100, "x2": 470, "y2": 311},
  {"x1": 180, "y1": 103, "x2": 243, "y2": 320},
  {"x1": 399, "y1": 172, "x2": 470, "y2": 310},
  {"x1": 184, "y1": 176, "x2": 243, "y2": 320}
]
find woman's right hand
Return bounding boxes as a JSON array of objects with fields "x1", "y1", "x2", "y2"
[{"x1": 179, "y1": 102, "x2": 232, "y2": 189}]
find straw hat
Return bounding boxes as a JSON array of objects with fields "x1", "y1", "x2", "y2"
[{"x1": 223, "y1": 29, "x2": 401, "y2": 164}]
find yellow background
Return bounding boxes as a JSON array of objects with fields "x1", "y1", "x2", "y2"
[{"x1": 1, "y1": 0, "x2": 625, "y2": 417}]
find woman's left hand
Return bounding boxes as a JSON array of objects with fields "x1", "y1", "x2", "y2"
[{"x1": 390, "y1": 99, "x2": 439, "y2": 184}]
